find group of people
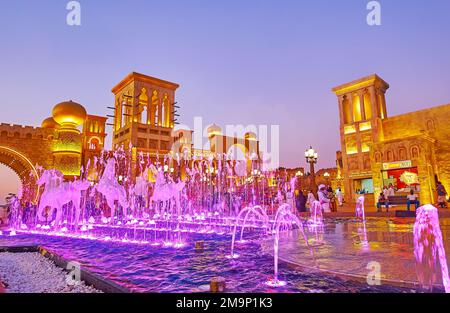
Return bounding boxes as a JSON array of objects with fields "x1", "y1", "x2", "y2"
[
  {"x1": 377, "y1": 181, "x2": 449, "y2": 212},
  {"x1": 376, "y1": 184, "x2": 396, "y2": 212},
  {"x1": 274, "y1": 184, "x2": 343, "y2": 214}
]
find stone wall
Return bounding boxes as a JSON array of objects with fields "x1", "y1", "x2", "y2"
[
  {"x1": 381, "y1": 103, "x2": 450, "y2": 201},
  {"x1": 0, "y1": 123, "x2": 56, "y2": 170}
]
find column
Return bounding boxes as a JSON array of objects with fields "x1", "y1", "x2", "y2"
[
  {"x1": 116, "y1": 96, "x2": 122, "y2": 131},
  {"x1": 380, "y1": 92, "x2": 387, "y2": 118},
  {"x1": 369, "y1": 86, "x2": 378, "y2": 118},
  {"x1": 158, "y1": 97, "x2": 163, "y2": 127},
  {"x1": 358, "y1": 91, "x2": 366, "y2": 121},
  {"x1": 338, "y1": 96, "x2": 345, "y2": 125},
  {"x1": 347, "y1": 92, "x2": 354, "y2": 123}
]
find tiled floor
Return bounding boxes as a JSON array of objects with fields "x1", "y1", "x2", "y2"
[{"x1": 261, "y1": 217, "x2": 450, "y2": 289}]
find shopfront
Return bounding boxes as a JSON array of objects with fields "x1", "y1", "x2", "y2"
[{"x1": 381, "y1": 160, "x2": 420, "y2": 193}]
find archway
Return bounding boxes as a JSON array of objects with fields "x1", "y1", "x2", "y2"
[
  {"x1": 0, "y1": 164, "x2": 21, "y2": 205},
  {"x1": 227, "y1": 144, "x2": 247, "y2": 161},
  {"x1": 0, "y1": 146, "x2": 39, "y2": 203}
]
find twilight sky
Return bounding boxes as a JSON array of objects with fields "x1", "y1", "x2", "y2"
[{"x1": 1, "y1": 0, "x2": 450, "y2": 201}]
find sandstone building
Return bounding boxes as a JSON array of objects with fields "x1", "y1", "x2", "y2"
[{"x1": 333, "y1": 74, "x2": 450, "y2": 204}]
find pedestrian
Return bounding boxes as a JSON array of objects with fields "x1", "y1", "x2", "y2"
[
  {"x1": 296, "y1": 190, "x2": 307, "y2": 213},
  {"x1": 286, "y1": 187, "x2": 295, "y2": 212},
  {"x1": 307, "y1": 190, "x2": 316, "y2": 211},
  {"x1": 437, "y1": 181, "x2": 447, "y2": 208},
  {"x1": 336, "y1": 188, "x2": 344, "y2": 207},
  {"x1": 318, "y1": 184, "x2": 331, "y2": 213}
]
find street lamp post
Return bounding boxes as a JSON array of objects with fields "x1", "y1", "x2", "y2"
[
  {"x1": 295, "y1": 170, "x2": 303, "y2": 190},
  {"x1": 305, "y1": 146, "x2": 318, "y2": 192}
]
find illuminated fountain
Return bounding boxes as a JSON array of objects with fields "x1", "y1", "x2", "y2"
[
  {"x1": 308, "y1": 200, "x2": 323, "y2": 226},
  {"x1": 6, "y1": 147, "x2": 278, "y2": 249},
  {"x1": 228, "y1": 205, "x2": 270, "y2": 258},
  {"x1": 355, "y1": 195, "x2": 366, "y2": 221},
  {"x1": 265, "y1": 204, "x2": 311, "y2": 287},
  {"x1": 413, "y1": 204, "x2": 450, "y2": 293}
]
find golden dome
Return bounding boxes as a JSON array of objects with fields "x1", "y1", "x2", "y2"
[
  {"x1": 52, "y1": 100, "x2": 87, "y2": 127},
  {"x1": 41, "y1": 117, "x2": 61, "y2": 129},
  {"x1": 245, "y1": 132, "x2": 257, "y2": 141},
  {"x1": 207, "y1": 124, "x2": 222, "y2": 137}
]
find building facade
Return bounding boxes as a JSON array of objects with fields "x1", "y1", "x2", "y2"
[
  {"x1": 333, "y1": 74, "x2": 450, "y2": 205},
  {"x1": 0, "y1": 101, "x2": 106, "y2": 202}
]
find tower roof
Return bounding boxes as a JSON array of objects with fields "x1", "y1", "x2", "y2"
[
  {"x1": 332, "y1": 74, "x2": 389, "y2": 96},
  {"x1": 111, "y1": 72, "x2": 180, "y2": 94}
]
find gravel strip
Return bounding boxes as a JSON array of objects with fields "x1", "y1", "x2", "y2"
[{"x1": 0, "y1": 252, "x2": 101, "y2": 293}]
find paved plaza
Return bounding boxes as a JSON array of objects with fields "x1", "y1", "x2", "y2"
[{"x1": 262, "y1": 216, "x2": 450, "y2": 290}]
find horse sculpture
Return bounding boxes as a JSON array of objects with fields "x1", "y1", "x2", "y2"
[
  {"x1": 132, "y1": 167, "x2": 150, "y2": 216},
  {"x1": 36, "y1": 169, "x2": 90, "y2": 228},
  {"x1": 149, "y1": 164, "x2": 185, "y2": 216},
  {"x1": 94, "y1": 158, "x2": 129, "y2": 224}
]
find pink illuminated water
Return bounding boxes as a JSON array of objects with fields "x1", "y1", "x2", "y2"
[{"x1": 413, "y1": 204, "x2": 450, "y2": 293}]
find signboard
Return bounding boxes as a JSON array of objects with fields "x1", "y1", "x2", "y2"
[
  {"x1": 382, "y1": 160, "x2": 412, "y2": 171},
  {"x1": 400, "y1": 171, "x2": 419, "y2": 185}
]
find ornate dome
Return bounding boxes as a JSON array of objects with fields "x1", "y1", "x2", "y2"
[
  {"x1": 245, "y1": 131, "x2": 257, "y2": 141},
  {"x1": 41, "y1": 117, "x2": 61, "y2": 129},
  {"x1": 52, "y1": 100, "x2": 87, "y2": 127},
  {"x1": 207, "y1": 124, "x2": 222, "y2": 137}
]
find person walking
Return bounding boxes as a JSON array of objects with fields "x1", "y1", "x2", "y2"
[
  {"x1": 318, "y1": 184, "x2": 331, "y2": 213},
  {"x1": 437, "y1": 181, "x2": 447, "y2": 208},
  {"x1": 307, "y1": 190, "x2": 316, "y2": 212},
  {"x1": 336, "y1": 188, "x2": 344, "y2": 207},
  {"x1": 286, "y1": 187, "x2": 295, "y2": 212},
  {"x1": 295, "y1": 190, "x2": 306, "y2": 213}
]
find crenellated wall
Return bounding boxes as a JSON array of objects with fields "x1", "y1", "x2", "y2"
[{"x1": 0, "y1": 123, "x2": 57, "y2": 170}]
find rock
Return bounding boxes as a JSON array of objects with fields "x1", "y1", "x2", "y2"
[{"x1": 0, "y1": 252, "x2": 102, "y2": 293}]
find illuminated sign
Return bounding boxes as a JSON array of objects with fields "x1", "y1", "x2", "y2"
[
  {"x1": 382, "y1": 160, "x2": 412, "y2": 170},
  {"x1": 400, "y1": 171, "x2": 419, "y2": 185}
]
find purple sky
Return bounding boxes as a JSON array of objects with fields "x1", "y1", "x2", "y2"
[{"x1": 1, "y1": 0, "x2": 450, "y2": 201}]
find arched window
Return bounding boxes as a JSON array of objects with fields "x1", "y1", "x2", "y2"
[
  {"x1": 398, "y1": 147, "x2": 407, "y2": 160},
  {"x1": 342, "y1": 96, "x2": 351, "y2": 124},
  {"x1": 352, "y1": 93, "x2": 362, "y2": 122},
  {"x1": 139, "y1": 87, "x2": 149, "y2": 124},
  {"x1": 363, "y1": 90, "x2": 372, "y2": 120},
  {"x1": 151, "y1": 90, "x2": 159, "y2": 126},
  {"x1": 374, "y1": 151, "x2": 382, "y2": 163},
  {"x1": 89, "y1": 138, "x2": 100, "y2": 150},
  {"x1": 1, "y1": 131, "x2": 8, "y2": 137},
  {"x1": 426, "y1": 119, "x2": 435, "y2": 131},
  {"x1": 161, "y1": 100, "x2": 165, "y2": 127},
  {"x1": 162, "y1": 94, "x2": 171, "y2": 127},
  {"x1": 387, "y1": 150, "x2": 394, "y2": 162},
  {"x1": 411, "y1": 146, "x2": 420, "y2": 158}
]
